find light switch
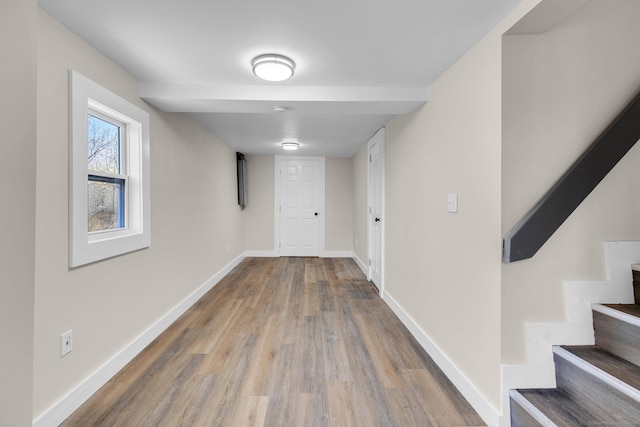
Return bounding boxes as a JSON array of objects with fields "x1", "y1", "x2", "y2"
[{"x1": 447, "y1": 194, "x2": 458, "y2": 213}]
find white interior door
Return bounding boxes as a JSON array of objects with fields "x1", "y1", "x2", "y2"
[
  {"x1": 368, "y1": 128, "x2": 385, "y2": 293},
  {"x1": 276, "y1": 156, "x2": 325, "y2": 256}
]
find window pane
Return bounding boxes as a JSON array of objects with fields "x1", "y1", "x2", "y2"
[
  {"x1": 88, "y1": 176, "x2": 125, "y2": 232},
  {"x1": 88, "y1": 114, "x2": 120, "y2": 173}
]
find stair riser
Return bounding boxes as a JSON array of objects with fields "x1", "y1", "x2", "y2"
[
  {"x1": 554, "y1": 353, "x2": 640, "y2": 421},
  {"x1": 593, "y1": 310, "x2": 640, "y2": 366},
  {"x1": 510, "y1": 397, "x2": 547, "y2": 427}
]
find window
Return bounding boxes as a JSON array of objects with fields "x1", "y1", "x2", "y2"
[{"x1": 69, "y1": 70, "x2": 150, "y2": 267}]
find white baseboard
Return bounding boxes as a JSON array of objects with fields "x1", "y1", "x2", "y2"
[
  {"x1": 382, "y1": 291, "x2": 499, "y2": 426},
  {"x1": 32, "y1": 253, "x2": 245, "y2": 427}
]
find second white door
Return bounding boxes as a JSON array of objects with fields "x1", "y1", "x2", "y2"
[
  {"x1": 369, "y1": 128, "x2": 385, "y2": 293},
  {"x1": 276, "y1": 157, "x2": 325, "y2": 256}
]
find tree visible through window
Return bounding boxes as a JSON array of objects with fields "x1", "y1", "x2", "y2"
[{"x1": 87, "y1": 113, "x2": 126, "y2": 232}]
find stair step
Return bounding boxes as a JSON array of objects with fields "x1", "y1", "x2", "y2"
[
  {"x1": 593, "y1": 303, "x2": 640, "y2": 365},
  {"x1": 510, "y1": 388, "x2": 613, "y2": 427},
  {"x1": 553, "y1": 345, "x2": 640, "y2": 421}
]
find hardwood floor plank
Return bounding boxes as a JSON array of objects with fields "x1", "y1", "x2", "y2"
[
  {"x1": 322, "y1": 312, "x2": 354, "y2": 383},
  {"x1": 304, "y1": 261, "x2": 317, "y2": 284},
  {"x1": 229, "y1": 395, "x2": 270, "y2": 427},
  {"x1": 326, "y1": 381, "x2": 360, "y2": 427},
  {"x1": 343, "y1": 337, "x2": 399, "y2": 426},
  {"x1": 61, "y1": 257, "x2": 485, "y2": 427}
]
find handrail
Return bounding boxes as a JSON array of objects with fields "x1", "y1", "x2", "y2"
[{"x1": 503, "y1": 90, "x2": 640, "y2": 263}]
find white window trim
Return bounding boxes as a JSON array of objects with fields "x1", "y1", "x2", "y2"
[{"x1": 69, "y1": 70, "x2": 150, "y2": 267}]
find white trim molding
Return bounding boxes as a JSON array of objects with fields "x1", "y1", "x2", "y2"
[
  {"x1": 68, "y1": 70, "x2": 151, "y2": 267},
  {"x1": 32, "y1": 253, "x2": 245, "y2": 427}
]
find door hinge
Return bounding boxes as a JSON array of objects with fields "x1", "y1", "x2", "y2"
[
  {"x1": 369, "y1": 154, "x2": 372, "y2": 162},
  {"x1": 368, "y1": 259, "x2": 371, "y2": 266}
]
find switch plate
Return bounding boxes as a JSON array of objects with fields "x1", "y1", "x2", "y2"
[
  {"x1": 61, "y1": 330, "x2": 73, "y2": 357},
  {"x1": 447, "y1": 194, "x2": 458, "y2": 213}
]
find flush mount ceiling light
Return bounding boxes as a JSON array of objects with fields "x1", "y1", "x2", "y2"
[
  {"x1": 252, "y1": 54, "x2": 295, "y2": 82},
  {"x1": 281, "y1": 141, "x2": 300, "y2": 151}
]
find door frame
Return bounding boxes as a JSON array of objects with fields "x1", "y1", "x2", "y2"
[
  {"x1": 274, "y1": 155, "x2": 326, "y2": 257},
  {"x1": 368, "y1": 128, "x2": 385, "y2": 296}
]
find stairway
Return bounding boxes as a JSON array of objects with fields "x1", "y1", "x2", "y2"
[{"x1": 509, "y1": 266, "x2": 640, "y2": 426}]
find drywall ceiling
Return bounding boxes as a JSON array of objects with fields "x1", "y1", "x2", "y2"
[{"x1": 39, "y1": 0, "x2": 521, "y2": 157}]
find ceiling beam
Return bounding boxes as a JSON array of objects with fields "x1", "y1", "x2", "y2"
[{"x1": 139, "y1": 83, "x2": 428, "y2": 114}]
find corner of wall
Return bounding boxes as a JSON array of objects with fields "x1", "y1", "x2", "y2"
[{"x1": 352, "y1": 252, "x2": 368, "y2": 278}]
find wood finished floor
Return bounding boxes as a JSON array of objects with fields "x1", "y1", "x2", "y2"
[{"x1": 61, "y1": 257, "x2": 485, "y2": 427}]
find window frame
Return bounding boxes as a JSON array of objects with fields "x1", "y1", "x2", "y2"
[
  {"x1": 69, "y1": 70, "x2": 150, "y2": 267},
  {"x1": 87, "y1": 108, "x2": 128, "y2": 232}
]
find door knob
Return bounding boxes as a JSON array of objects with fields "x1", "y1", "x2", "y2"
[
  {"x1": 375, "y1": 217, "x2": 380, "y2": 222},
  {"x1": 315, "y1": 212, "x2": 318, "y2": 216}
]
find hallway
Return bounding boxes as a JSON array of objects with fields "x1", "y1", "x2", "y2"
[{"x1": 61, "y1": 257, "x2": 483, "y2": 426}]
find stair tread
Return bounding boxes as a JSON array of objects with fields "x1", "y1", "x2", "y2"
[
  {"x1": 602, "y1": 303, "x2": 640, "y2": 318},
  {"x1": 515, "y1": 388, "x2": 617, "y2": 426},
  {"x1": 560, "y1": 345, "x2": 640, "y2": 392}
]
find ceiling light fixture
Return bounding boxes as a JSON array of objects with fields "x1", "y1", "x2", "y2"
[
  {"x1": 281, "y1": 142, "x2": 300, "y2": 151},
  {"x1": 252, "y1": 54, "x2": 295, "y2": 82}
]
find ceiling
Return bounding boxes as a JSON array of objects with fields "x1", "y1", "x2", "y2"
[{"x1": 38, "y1": 0, "x2": 522, "y2": 157}]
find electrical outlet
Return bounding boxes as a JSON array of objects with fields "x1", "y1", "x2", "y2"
[{"x1": 61, "y1": 330, "x2": 73, "y2": 357}]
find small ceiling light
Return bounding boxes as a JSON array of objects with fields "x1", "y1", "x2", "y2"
[
  {"x1": 273, "y1": 106, "x2": 289, "y2": 113},
  {"x1": 281, "y1": 142, "x2": 300, "y2": 151},
  {"x1": 252, "y1": 54, "x2": 295, "y2": 82}
]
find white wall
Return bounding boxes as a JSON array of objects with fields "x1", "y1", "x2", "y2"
[
  {"x1": 501, "y1": 0, "x2": 640, "y2": 363},
  {"x1": 385, "y1": 34, "x2": 504, "y2": 410},
  {"x1": 0, "y1": 1, "x2": 37, "y2": 425},
  {"x1": 384, "y1": 0, "x2": 542, "y2": 412},
  {"x1": 325, "y1": 157, "x2": 354, "y2": 252},
  {"x1": 243, "y1": 154, "x2": 275, "y2": 252},
  {"x1": 33, "y1": 10, "x2": 244, "y2": 418}
]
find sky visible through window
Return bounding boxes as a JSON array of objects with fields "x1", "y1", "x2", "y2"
[{"x1": 88, "y1": 114, "x2": 124, "y2": 232}]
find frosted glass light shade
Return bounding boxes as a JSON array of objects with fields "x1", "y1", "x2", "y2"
[
  {"x1": 281, "y1": 142, "x2": 299, "y2": 150},
  {"x1": 252, "y1": 54, "x2": 295, "y2": 82}
]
